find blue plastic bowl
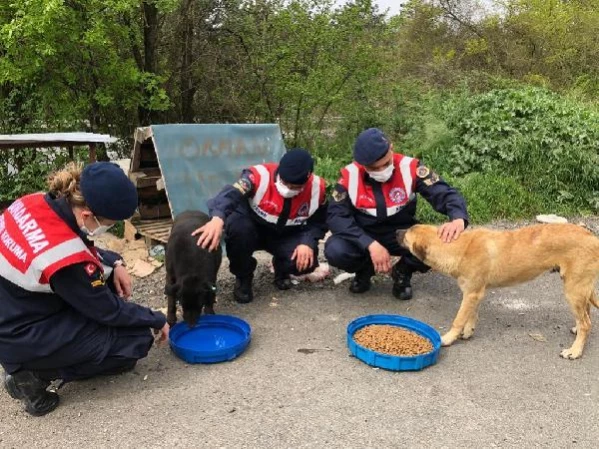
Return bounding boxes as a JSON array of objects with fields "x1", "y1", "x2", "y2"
[
  {"x1": 169, "y1": 314, "x2": 251, "y2": 364},
  {"x1": 347, "y1": 314, "x2": 441, "y2": 371}
]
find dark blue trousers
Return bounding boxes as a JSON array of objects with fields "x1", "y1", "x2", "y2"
[
  {"x1": 224, "y1": 209, "x2": 319, "y2": 278},
  {"x1": 2, "y1": 276, "x2": 154, "y2": 383},
  {"x1": 5, "y1": 326, "x2": 154, "y2": 382},
  {"x1": 324, "y1": 230, "x2": 429, "y2": 275}
]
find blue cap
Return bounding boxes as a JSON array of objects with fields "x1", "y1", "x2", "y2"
[
  {"x1": 354, "y1": 128, "x2": 391, "y2": 166},
  {"x1": 80, "y1": 162, "x2": 138, "y2": 220},
  {"x1": 278, "y1": 148, "x2": 314, "y2": 184}
]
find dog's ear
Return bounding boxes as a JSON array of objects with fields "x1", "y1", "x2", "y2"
[{"x1": 411, "y1": 242, "x2": 428, "y2": 261}]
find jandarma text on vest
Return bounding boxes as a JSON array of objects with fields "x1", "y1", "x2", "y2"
[{"x1": 4, "y1": 200, "x2": 50, "y2": 256}]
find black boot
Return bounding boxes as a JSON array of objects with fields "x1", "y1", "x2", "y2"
[
  {"x1": 350, "y1": 264, "x2": 374, "y2": 294},
  {"x1": 274, "y1": 276, "x2": 292, "y2": 290},
  {"x1": 234, "y1": 274, "x2": 254, "y2": 303},
  {"x1": 392, "y1": 263, "x2": 413, "y2": 300},
  {"x1": 274, "y1": 269, "x2": 292, "y2": 291},
  {"x1": 4, "y1": 371, "x2": 59, "y2": 416}
]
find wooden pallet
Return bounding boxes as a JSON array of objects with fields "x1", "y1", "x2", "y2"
[{"x1": 129, "y1": 217, "x2": 173, "y2": 244}]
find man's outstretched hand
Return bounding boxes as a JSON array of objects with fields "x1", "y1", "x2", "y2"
[
  {"x1": 192, "y1": 216, "x2": 224, "y2": 251},
  {"x1": 437, "y1": 218, "x2": 465, "y2": 243}
]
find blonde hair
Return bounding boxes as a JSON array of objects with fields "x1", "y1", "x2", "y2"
[{"x1": 47, "y1": 162, "x2": 87, "y2": 208}]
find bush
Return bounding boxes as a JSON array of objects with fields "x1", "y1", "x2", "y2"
[
  {"x1": 315, "y1": 85, "x2": 599, "y2": 223},
  {"x1": 440, "y1": 87, "x2": 599, "y2": 213},
  {"x1": 0, "y1": 148, "x2": 90, "y2": 202}
]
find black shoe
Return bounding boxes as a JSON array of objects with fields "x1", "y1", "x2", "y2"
[
  {"x1": 392, "y1": 264, "x2": 413, "y2": 300},
  {"x1": 234, "y1": 275, "x2": 254, "y2": 303},
  {"x1": 274, "y1": 276, "x2": 292, "y2": 291},
  {"x1": 4, "y1": 371, "x2": 59, "y2": 416},
  {"x1": 350, "y1": 267, "x2": 373, "y2": 294}
]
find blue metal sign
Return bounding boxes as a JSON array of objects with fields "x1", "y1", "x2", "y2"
[{"x1": 150, "y1": 124, "x2": 286, "y2": 217}]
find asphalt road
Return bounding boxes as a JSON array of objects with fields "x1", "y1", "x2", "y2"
[{"x1": 1, "y1": 265, "x2": 598, "y2": 448}]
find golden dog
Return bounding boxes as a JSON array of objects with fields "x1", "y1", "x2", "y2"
[{"x1": 396, "y1": 224, "x2": 599, "y2": 359}]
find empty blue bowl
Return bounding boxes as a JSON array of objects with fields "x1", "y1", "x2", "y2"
[
  {"x1": 169, "y1": 314, "x2": 251, "y2": 364},
  {"x1": 347, "y1": 314, "x2": 441, "y2": 371}
]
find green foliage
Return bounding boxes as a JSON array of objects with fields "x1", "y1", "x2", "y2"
[
  {"x1": 0, "y1": 161, "x2": 50, "y2": 201},
  {"x1": 109, "y1": 221, "x2": 125, "y2": 239},
  {"x1": 313, "y1": 154, "x2": 350, "y2": 194},
  {"x1": 0, "y1": 0, "x2": 169, "y2": 138},
  {"x1": 224, "y1": 0, "x2": 389, "y2": 148},
  {"x1": 316, "y1": 82, "x2": 599, "y2": 222},
  {"x1": 417, "y1": 172, "x2": 569, "y2": 225},
  {"x1": 0, "y1": 148, "x2": 88, "y2": 202},
  {"x1": 440, "y1": 87, "x2": 599, "y2": 212},
  {"x1": 1, "y1": 0, "x2": 598, "y2": 223}
]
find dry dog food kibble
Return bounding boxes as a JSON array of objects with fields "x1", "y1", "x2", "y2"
[{"x1": 353, "y1": 324, "x2": 433, "y2": 356}]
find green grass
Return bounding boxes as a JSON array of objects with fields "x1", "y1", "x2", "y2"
[{"x1": 416, "y1": 172, "x2": 575, "y2": 225}]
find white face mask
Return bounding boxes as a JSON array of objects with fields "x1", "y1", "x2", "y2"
[
  {"x1": 367, "y1": 164, "x2": 394, "y2": 183},
  {"x1": 275, "y1": 176, "x2": 301, "y2": 198},
  {"x1": 81, "y1": 215, "x2": 113, "y2": 237}
]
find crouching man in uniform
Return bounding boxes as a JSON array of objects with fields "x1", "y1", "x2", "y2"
[
  {"x1": 193, "y1": 148, "x2": 328, "y2": 303},
  {"x1": 325, "y1": 128, "x2": 469, "y2": 299},
  {"x1": 0, "y1": 162, "x2": 168, "y2": 416}
]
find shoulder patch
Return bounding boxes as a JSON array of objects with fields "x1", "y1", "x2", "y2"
[
  {"x1": 85, "y1": 263, "x2": 106, "y2": 287},
  {"x1": 416, "y1": 165, "x2": 430, "y2": 179},
  {"x1": 233, "y1": 177, "x2": 252, "y2": 194},
  {"x1": 84, "y1": 263, "x2": 97, "y2": 276},
  {"x1": 332, "y1": 189, "x2": 347, "y2": 202},
  {"x1": 423, "y1": 172, "x2": 440, "y2": 186}
]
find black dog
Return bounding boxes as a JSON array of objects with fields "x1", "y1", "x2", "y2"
[{"x1": 165, "y1": 210, "x2": 222, "y2": 326}]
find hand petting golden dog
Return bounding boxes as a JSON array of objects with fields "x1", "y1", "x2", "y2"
[{"x1": 396, "y1": 223, "x2": 599, "y2": 359}]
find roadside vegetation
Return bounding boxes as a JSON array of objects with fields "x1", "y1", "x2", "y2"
[{"x1": 2, "y1": 0, "x2": 598, "y2": 222}]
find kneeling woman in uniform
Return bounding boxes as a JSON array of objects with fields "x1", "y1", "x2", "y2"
[{"x1": 0, "y1": 162, "x2": 169, "y2": 416}]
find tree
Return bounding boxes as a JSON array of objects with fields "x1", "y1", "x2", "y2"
[{"x1": 0, "y1": 0, "x2": 173, "y2": 138}]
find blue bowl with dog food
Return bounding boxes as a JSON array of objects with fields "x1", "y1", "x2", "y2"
[
  {"x1": 347, "y1": 314, "x2": 441, "y2": 371},
  {"x1": 169, "y1": 314, "x2": 251, "y2": 364}
]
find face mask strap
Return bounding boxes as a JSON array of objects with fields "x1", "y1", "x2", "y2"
[{"x1": 81, "y1": 212, "x2": 113, "y2": 237}]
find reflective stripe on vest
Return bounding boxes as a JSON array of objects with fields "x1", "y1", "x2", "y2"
[
  {"x1": 251, "y1": 164, "x2": 271, "y2": 210},
  {"x1": 0, "y1": 194, "x2": 100, "y2": 293},
  {"x1": 346, "y1": 156, "x2": 416, "y2": 217},
  {"x1": 0, "y1": 237, "x2": 93, "y2": 293},
  {"x1": 250, "y1": 164, "x2": 322, "y2": 226}
]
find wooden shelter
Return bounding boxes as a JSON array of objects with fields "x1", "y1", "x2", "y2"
[{"x1": 126, "y1": 124, "x2": 286, "y2": 246}]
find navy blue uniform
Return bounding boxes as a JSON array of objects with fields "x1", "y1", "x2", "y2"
[
  {"x1": 208, "y1": 168, "x2": 328, "y2": 278},
  {"x1": 0, "y1": 194, "x2": 165, "y2": 382},
  {"x1": 325, "y1": 162, "x2": 469, "y2": 274}
]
